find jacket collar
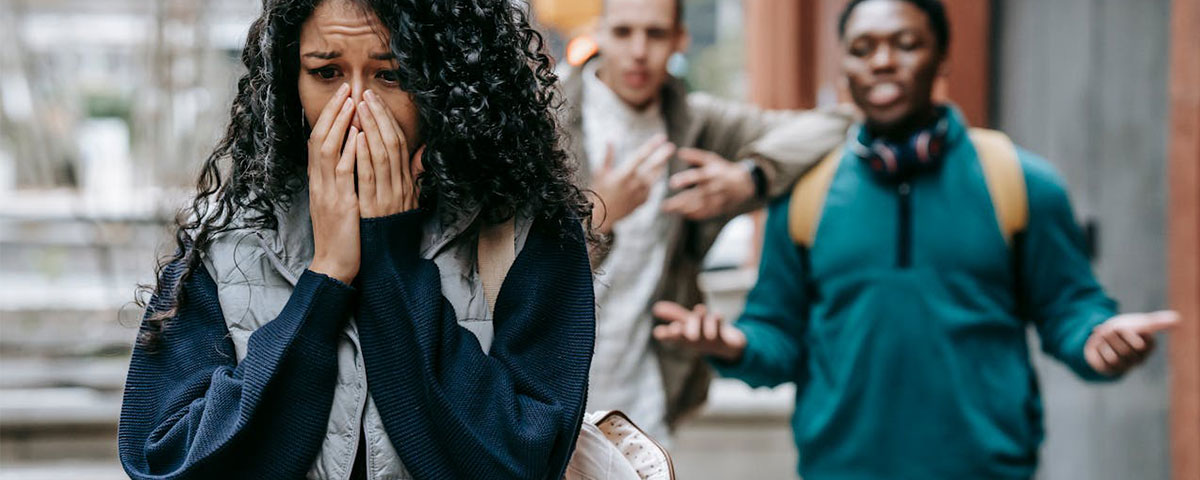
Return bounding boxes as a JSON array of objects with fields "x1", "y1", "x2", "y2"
[{"x1": 847, "y1": 104, "x2": 971, "y2": 156}]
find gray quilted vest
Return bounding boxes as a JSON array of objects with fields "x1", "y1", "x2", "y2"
[{"x1": 201, "y1": 188, "x2": 530, "y2": 479}]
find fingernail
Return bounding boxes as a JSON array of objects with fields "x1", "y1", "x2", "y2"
[{"x1": 338, "y1": 83, "x2": 349, "y2": 95}]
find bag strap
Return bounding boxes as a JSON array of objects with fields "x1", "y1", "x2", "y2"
[
  {"x1": 969, "y1": 128, "x2": 1028, "y2": 245},
  {"x1": 477, "y1": 218, "x2": 516, "y2": 316},
  {"x1": 788, "y1": 148, "x2": 844, "y2": 247}
]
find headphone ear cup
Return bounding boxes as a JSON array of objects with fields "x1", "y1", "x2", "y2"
[
  {"x1": 928, "y1": 136, "x2": 944, "y2": 159},
  {"x1": 912, "y1": 130, "x2": 946, "y2": 164},
  {"x1": 913, "y1": 131, "x2": 931, "y2": 163},
  {"x1": 871, "y1": 141, "x2": 898, "y2": 173}
]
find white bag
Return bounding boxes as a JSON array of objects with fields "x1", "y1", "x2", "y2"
[{"x1": 566, "y1": 411, "x2": 675, "y2": 480}]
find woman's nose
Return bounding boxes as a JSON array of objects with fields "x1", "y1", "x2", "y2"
[{"x1": 350, "y1": 78, "x2": 366, "y2": 130}]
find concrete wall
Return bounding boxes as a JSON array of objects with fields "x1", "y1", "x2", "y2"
[{"x1": 993, "y1": 1, "x2": 1172, "y2": 479}]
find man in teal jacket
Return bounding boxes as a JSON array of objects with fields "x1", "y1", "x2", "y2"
[{"x1": 652, "y1": 0, "x2": 1180, "y2": 478}]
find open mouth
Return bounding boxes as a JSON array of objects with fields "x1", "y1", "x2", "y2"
[{"x1": 866, "y1": 82, "x2": 904, "y2": 108}]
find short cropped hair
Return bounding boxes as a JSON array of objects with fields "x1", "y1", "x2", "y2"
[
  {"x1": 837, "y1": 0, "x2": 950, "y2": 53},
  {"x1": 603, "y1": 0, "x2": 685, "y2": 28}
]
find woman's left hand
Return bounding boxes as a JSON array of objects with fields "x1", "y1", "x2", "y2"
[{"x1": 356, "y1": 89, "x2": 424, "y2": 218}]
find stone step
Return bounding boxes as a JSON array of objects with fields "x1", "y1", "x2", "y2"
[
  {"x1": 695, "y1": 379, "x2": 793, "y2": 423},
  {"x1": 0, "y1": 388, "x2": 121, "y2": 429},
  {"x1": 0, "y1": 308, "x2": 135, "y2": 357},
  {"x1": 0, "y1": 357, "x2": 128, "y2": 392},
  {"x1": 0, "y1": 461, "x2": 125, "y2": 480},
  {"x1": 0, "y1": 242, "x2": 159, "y2": 279},
  {"x1": 0, "y1": 213, "x2": 169, "y2": 294},
  {"x1": 0, "y1": 388, "x2": 121, "y2": 464}
]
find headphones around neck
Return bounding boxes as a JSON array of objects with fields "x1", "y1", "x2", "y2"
[{"x1": 851, "y1": 114, "x2": 951, "y2": 182}]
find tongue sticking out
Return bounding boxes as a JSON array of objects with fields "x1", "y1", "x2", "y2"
[{"x1": 868, "y1": 83, "x2": 902, "y2": 106}]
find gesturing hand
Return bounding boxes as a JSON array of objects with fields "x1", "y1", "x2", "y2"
[
  {"x1": 1084, "y1": 310, "x2": 1180, "y2": 376},
  {"x1": 355, "y1": 89, "x2": 423, "y2": 218},
  {"x1": 661, "y1": 148, "x2": 756, "y2": 220},
  {"x1": 308, "y1": 83, "x2": 362, "y2": 284},
  {"x1": 651, "y1": 301, "x2": 747, "y2": 363},
  {"x1": 590, "y1": 134, "x2": 675, "y2": 234}
]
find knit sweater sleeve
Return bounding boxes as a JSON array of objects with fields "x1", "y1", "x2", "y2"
[
  {"x1": 354, "y1": 211, "x2": 595, "y2": 480},
  {"x1": 118, "y1": 261, "x2": 353, "y2": 479}
]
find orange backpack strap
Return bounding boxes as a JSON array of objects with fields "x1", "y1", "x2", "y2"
[
  {"x1": 788, "y1": 148, "x2": 844, "y2": 248},
  {"x1": 969, "y1": 128, "x2": 1028, "y2": 245}
]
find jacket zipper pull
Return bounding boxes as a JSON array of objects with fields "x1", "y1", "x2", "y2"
[{"x1": 897, "y1": 182, "x2": 912, "y2": 268}]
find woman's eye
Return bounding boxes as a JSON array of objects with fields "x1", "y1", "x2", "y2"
[
  {"x1": 307, "y1": 67, "x2": 340, "y2": 81},
  {"x1": 377, "y1": 70, "x2": 400, "y2": 85}
]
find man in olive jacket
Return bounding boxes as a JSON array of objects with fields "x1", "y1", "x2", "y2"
[{"x1": 564, "y1": 0, "x2": 850, "y2": 441}]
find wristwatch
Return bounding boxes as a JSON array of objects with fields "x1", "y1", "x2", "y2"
[{"x1": 739, "y1": 158, "x2": 768, "y2": 200}]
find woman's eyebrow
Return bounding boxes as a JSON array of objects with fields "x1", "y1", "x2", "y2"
[
  {"x1": 303, "y1": 51, "x2": 341, "y2": 59},
  {"x1": 301, "y1": 51, "x2": 393, "y2": 60}
]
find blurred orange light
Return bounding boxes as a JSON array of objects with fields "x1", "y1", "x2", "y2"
[{"x1": 566, "y1": 36, "x2": 599, "y2": 66}]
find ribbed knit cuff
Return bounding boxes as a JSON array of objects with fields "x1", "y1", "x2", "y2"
[
  {"x1": 293, "y1": 269, "x2": 356, "y2": 341},
  {"x1": 360, "y1": 210, "x2": 427, "y2": 271}
]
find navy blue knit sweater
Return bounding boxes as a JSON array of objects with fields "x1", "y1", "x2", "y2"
[{"x1": 118, "y1": 211, "x2": 595, "y2": 479}]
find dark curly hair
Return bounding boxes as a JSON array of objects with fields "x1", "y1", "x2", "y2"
[{"x1": 137, "y1": 0, "x2": 592, "y2": 346}]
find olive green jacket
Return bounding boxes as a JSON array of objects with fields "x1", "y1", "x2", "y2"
[{"x1": 559, "y1": 61, "x2": 852, "y2": 427}]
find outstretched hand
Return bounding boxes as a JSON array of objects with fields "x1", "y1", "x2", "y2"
[
  {"x1": 651, "y1": 301, "x2": 747, "y2": 363},
  {"x1": 1084, "y1": 310, "x2": 1180, "y2": 376}
]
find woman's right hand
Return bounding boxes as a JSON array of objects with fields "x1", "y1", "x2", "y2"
[{"x1": 308, "y1": 83, "x2": 361, "y2": 284}]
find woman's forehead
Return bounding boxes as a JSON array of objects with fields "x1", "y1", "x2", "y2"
[{"x1": 300, "y1": 1, "x2": 388, "y2": 51}]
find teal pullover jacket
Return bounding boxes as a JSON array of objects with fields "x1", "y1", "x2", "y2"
[{"x1": 715, "y1": 108, "x2": 1117, "y2": 479}]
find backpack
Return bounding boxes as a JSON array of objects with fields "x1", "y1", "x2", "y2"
[{"x1": 788, "y1": 128, "x2": 1028, "y2": 248}]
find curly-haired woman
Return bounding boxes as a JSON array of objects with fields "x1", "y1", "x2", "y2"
[{"x1": 117, "y1": 1, "x2": 595, "y2": 478}]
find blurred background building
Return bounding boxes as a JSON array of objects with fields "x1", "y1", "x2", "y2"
[{"x1": 0, "y1": 0, "x2": 1196, "y2": 479}]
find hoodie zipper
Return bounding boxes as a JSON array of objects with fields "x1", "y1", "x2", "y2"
[{"x1": 897, "y1": 181, "x2": 912, "y2": 269}]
